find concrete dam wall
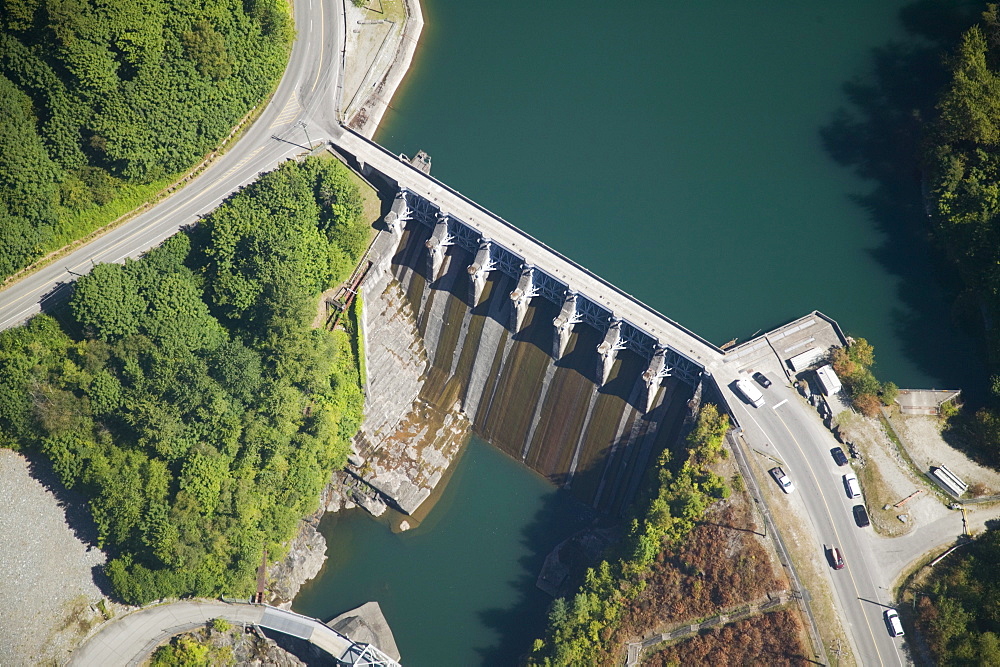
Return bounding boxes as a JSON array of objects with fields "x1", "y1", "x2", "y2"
[
  {"x1": 326, "y1": 129, "x2": 726, "y2": 518},
  {"x1": 355, "y1": 214, "x2": 698, "y2": 516},
  {"x1": 326, "y1": 132, "x2": 852, "y2": 523}
]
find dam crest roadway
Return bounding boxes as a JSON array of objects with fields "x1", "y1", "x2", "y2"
[
  {"x1": 330, "y1": 125, "x2": 728, "y2": 414},
  {"x1": 331, "y1": 125, "x2": 915, "y2": 666}
]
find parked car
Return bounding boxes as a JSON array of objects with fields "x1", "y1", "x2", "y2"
[
  {"x1": 827, "y1": 546, "x2": 845, "y2": 570},
  {"x1": 769, "y1": 466, "x2": 795, "y2": 493},
  {"x1": 843, "y1": 473, "x2": 862, "y2": 499},
  {"x1": 853, "y1": 504, "x2": 870, "y2": 527},
  {"x1": 753, "y1": 372, "x2": 772, "y2": 388},
  {"x1": 884, "y1": 609, "x2": 905, "y2": 637},
  {"x1": 831, "y1": 447, "x2": 849, "y2": 466}
]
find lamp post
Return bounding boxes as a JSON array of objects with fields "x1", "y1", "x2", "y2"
[{"x1": 296, "y1": 120, "x2": 313, "y2": 150}]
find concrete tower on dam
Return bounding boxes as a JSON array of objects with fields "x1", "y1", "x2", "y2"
[{"x1": 330, "y1": 126, "x2": 728, "y2": 517}]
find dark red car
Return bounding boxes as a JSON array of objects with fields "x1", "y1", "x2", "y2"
[{"x1": 827, "y1": 546, "x2": 845, "y2": 570}]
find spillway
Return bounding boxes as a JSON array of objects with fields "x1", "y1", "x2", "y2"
[{"x1": 360, "y1": 221, "x2": 698, "y2": 515}]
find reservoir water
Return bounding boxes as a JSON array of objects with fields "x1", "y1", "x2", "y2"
[
  {"x1": 296, "y1": 1, "x2": 982, "y2": 663},
  {"x1": 294, "y1": 438, "x2": 590, "y2": 665}
]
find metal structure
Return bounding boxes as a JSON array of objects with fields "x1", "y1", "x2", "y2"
[
  {"x1": 382, "y1": 186, "x2": 705, "y2": 399},
  {"x1": 339, "y1": 642, "x2": 401, "y2": 667}
]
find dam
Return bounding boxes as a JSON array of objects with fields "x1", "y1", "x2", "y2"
[{"x1": 327, "y1": 125, "x2": 741, "y2": 516}]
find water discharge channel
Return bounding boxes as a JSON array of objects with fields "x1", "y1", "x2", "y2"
[{"x1": 294, "y1": 1, "x2": 981, "y2": 663}]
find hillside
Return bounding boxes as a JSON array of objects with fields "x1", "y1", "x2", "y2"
[{"x1": 0, "y1": 0, "x2": 292, "y2": 280}]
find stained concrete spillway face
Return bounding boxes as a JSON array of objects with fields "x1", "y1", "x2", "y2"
[{"x1": 387, "y1": 224, "x2": 695, "y2": 515}]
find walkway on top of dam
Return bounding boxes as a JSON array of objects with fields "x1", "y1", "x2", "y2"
[{"x1": 329, "y1": 125, "x2": 726, "y2": 377}]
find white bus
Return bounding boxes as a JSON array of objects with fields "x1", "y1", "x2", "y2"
[{"x1": 932, "y1": 465, "x2": 968, "y2": 497}]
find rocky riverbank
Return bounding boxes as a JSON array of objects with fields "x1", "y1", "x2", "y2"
[{"x1": 264, "y1": 0, "x2": 428, "y2": 607}]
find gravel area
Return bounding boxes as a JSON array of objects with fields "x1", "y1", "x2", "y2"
[
  {"x1": 887, "y1": 413, "x2": 1000, "y2": 495},
  {"x1": 836, "y1": 412, "x2": 948, "y2": 537},
  {"x1": 0, "y1": 449, "x2": 109, "y2": 665}
]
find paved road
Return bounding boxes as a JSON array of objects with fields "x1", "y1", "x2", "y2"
[
  {"x1": 0, "y1": 0, "x2": 344, "y2": 333},
  {"x1": 69, "y1": 601, "x2": 265, "y2": 666},
  {"x1": 725, "y1": 376, "x2": 910, "y2": 666},
  {"x1": 67, "y1": 600, "x2": 386, "y2": 666},
  {"x1": 0, "y1": 0, "x2": 974, "y2": 661}
]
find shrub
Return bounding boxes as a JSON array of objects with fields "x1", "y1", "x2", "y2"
[
  {"x1": 880, "y1": 381, "x2": 899, "y2": 406},
  {"x1": 853, "y1": 393, "x2": 882, "y2": 417}
]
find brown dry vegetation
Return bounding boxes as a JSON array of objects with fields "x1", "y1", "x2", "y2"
[
  {"x1": 644, "y1": 610, "x2": 809, "y2": 666},
  {"x1": 617, "y1": 495, "x2": 786, "y2": 639}
]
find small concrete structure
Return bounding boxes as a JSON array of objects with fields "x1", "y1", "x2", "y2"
[
  {"x1": 509, "y1": 266, "x2": 538, "y2": 332},
  {"x1": 425, "y1": 214, "x2": 453, "y2": 282},
  {"x1": 815, "y1": 364, "x2": 842, "y2": 396},
  {"x1": 642, "y1": 348, "x2": 672, "y2": 413},
  {"x1": 896, "y1": 389, "x2": 961, "y2": 416},
  {"x1": 552, "y1": 293, "x2": 582, "y2": 359},
  {"x1": 597, "y1": 320, "x2": 626, "y2": 386},
  {"x1": 467, "y1": 240, "x2": 495, "y2": 305},
  {"x1": 327, "y1": 601, "x2": 401, "y2": 663},
  {"x1": 788, "y1": 347, "x2": 824, "y2": 373}
]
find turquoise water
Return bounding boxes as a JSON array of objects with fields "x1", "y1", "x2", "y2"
[
  {"x1": 378, "y1": 0, "x2": 981, "y2": 391},
  {"x1": 297, "y1": 2, "x2": 984, "y2": 664},
  {"x1": 294, "y1": 439, "x2": 591, "y2": 664}
]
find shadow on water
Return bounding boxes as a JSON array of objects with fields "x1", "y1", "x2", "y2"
[
  {"x1": 819, "y1": 0, "x2": 987, "y2": 400},
  {"x1": 473, "y1": 487, "x2": 595, "y2": 665}
]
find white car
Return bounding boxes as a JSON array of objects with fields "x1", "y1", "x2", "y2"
[
  {"x1": 843, "y1": 473, "x2": 861, "y2": 499},
  {"x1": 769, "y1": 467, "x2": 794, "y2": 493},
  {"x1": 884, "y1": 609, "x2": 904, "y2": 637}
]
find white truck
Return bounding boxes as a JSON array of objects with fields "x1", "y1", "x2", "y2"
[
  {"x1": 735, "y1": 378, "x2": 765, "y2": 408},
  {"x1": 769, "y1": 466, "x2": 795, "y2": 493}
]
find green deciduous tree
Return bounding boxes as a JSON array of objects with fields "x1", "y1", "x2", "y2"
[
  {"x1": 938, "y1": 26, "x2": 1000, "y2": 145},
  {"x1": 181, "y1": 20, "x2": 231, "y2": 81},
  {"x1": 0, "y1": 157, "x2": 370, "y2": 605},
  {"x1": 0, "y1": 0, "x2": 292, "y2": 279},
  {"x1": 71, "y1": 263, "x2": 146, "y2": 341}
]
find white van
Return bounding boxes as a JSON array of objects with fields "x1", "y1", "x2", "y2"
[
  {"x1": 884, "y1": 609, "x2": 904, "y2": 637},
  {"x1": 843, "y1": 473, "x2": 861, "y2": 499},
  {"x1": 735, "y1": 378, "x2": 765, "y2": 408}
]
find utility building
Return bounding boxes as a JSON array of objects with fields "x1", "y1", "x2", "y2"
[{"x1": 815, "y1": 364, "x2": 842, "y2": 396}]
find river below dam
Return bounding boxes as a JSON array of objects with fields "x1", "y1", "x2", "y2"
[{"x1": 294, "y1": 1, "x2": 982, "y2": 663}]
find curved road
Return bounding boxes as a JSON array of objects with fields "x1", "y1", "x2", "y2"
[
  {"x1": 0, "y1": 0, "x2": 973, "y2": 663},
  {"x1": 68, "y1": 600, "x2": 383, "y2": 666},
  {"x1": 69, "y1": 601, "x2": 266, "y2": 666},
  {"x1": 725, "y1": 376, "x2": 915, "y2": 666},
  {"x1": 0, "y1": 0, "x2": 344, "y2": 332}
]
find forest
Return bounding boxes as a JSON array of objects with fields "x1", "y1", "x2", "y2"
[
  {"x1": 0, "y1": 155, "x2": 370, "y2": 604},
  {"x1": 913, "y1": 527, "x2": 1000, "y2": 665},
  {"x1": 644, "y1": 610, "x2": 805, "y2": 667},
  {"x1": 925, "y1": 4, "x2": 1000, "y2": 460},
  {"x1": 0, "y1": 0, "x2": 292, "y2": 280}
]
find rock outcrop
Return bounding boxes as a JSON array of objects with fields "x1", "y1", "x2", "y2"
[{"x1": 266, "y1": 520, "x2": 327, "y2": 606}]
